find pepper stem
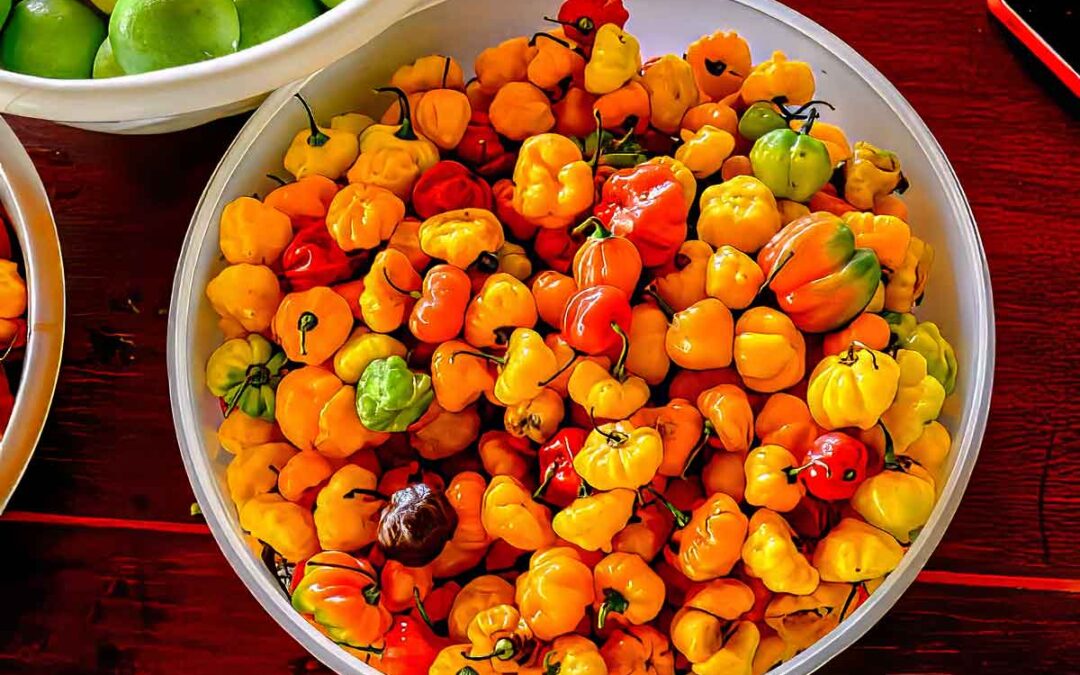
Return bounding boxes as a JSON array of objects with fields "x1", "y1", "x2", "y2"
[
  {"x1": 533, "y1": 463, "x2": 558, "y2": 500},
  {"x1": 450, "y1": 349, "x2": 506, "y2": 366},
  {"x1": 589, "y1": 407, "x2": 629, "y2": 446},
  {"x1": 335, "y1": 640, "x2": 384, "y2": 656},
  {"x1": 542, "y1": 15, "x2": 596, "y2": 35},
  {"x1": 265, "y1": 173, "x2": 288, "y2": 186},
  {"x1": 609, "y1": 322, "x2": 630, "y2": 382},
  {"x1": 596, "y1": 588, "x2": 630, "y2": 630},
  {"x1": 343, "y1": 487, "x2": 390, "y2": 501},
  {"x1": 223, "y1": 364, "x2": 268, "y2": 418},
  {"x1": 786, "y1": 457, "x2": 830, "y2": 482},
  {"x1": 536, "y1": 351, "x2": 579, "y2": 387},
  {"x1": 474, "y1": 251, "x2": 500, "y2": 274},
  {"x1": 382, "y1": 266, "x2": 421, "y2": 299},
  {"x1": 571, "y1": 215, "x2": 607, "y2": 238},
  {"x1": 880, "y1": 423, "x2": 898, "y2": 469},
  {"x1": 645, "y1": 486, "x2": 691, "y2": 529},
  {"x1": 374, "y1": 86, "x2": 418, "y2": 140},
  {"x1": 458, "y1": 668, "x2": 480, "y2": 675},
  {"x1": 441, "y1": 56, "x2": 452, "y2": 89},
  {"x1": 464, "y1": 637, "x2": 517, "y2": 662},
  {"x1": 294, "y1": 94, "x2": 329, "y2": 148},
  {"x1": 297, "y1": 311, "x2": 318, "y2": 356},
  {"x1": 589, "y1": 109, "x2": 604, "y2": 173},
  {"x1": 680, "y1": 421, "x2": 714, "y2": 479},
  {"x1": 644, "y1": 285, "x2": 676, "y2": 318},
  {"x1": 800, "y1": 107, "x2": 821, "y2": 135},
  {"x1": 413, "y1": 587, "x2": 434, "y2": 629},
  {"x1": 361, "y1": 583, "x2": 382, "y2": 606}
]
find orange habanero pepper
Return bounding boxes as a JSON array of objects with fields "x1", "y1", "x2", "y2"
[{"x1": 273, "y1": 286, "x2": 354, "y2": 365}]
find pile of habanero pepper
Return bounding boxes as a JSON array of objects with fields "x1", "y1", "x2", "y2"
[{"x1": 202, "y1": 1, "x2": 960, "y2": 673}]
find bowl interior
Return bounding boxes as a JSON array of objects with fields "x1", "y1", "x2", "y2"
[{"x1": 170, "y1": 0, "x2": 994, "y2": 672}]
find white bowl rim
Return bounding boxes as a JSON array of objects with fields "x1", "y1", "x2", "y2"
[
  {"x1": 0, "y1": 0, "x2": 436, "y2": 124},
  {"x1": 0, "y1": 116, "x2": 65, "y2": 513},
  {"x1": 169, "y1": 0, "x2": 995, "y2": 672}
]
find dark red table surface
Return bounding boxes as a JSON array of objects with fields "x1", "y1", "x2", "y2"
[{"x1": 2, "y1": 1, "x2": 1079, "y2": 673}]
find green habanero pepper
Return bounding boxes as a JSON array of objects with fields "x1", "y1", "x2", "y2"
[
  {"x1": 749, "y1": 108, "x2": 833, "y2": 202},
  {"x1": 205, "y1": 334, "x2": 287, "y2": 421},
  {"x1": 884, "y1": 312, "x2": 958, "y2": 395},
  {"x1": 355, "y1": 355, "x2": 434, "y2": 432},
  {"x1": 738, "y1": 101, "x2": 788, "y2": 141}
]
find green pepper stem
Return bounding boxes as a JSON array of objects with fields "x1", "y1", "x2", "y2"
[
  {"x1": 646, "y1": 486, "x2": 691, "y2": 529},
  {"x1": 458, "y1": 668, "x2": 480, "y2": 675},
  {"x1": 343, "y1": 488, "x2": 390, "y2": 501},
  {"x1": 265, "y1": 173, "x2": 288, "y2": 186},
  {"x1": 450, "y1": 349, "x2": 506, "y2": 366},
  {"x1": 589, "y1": 109, "x2": 605, "y2": 173},
  {"x1": 533, "y1": 463, "x2": 558, "y2": 500},
  {"x1": 680, "y1": 421, "x2": 714, "y2": 479},
  {"x1": 464, "y1": 637, "x2": 517, "y2": 662},
  {"x1": 610, "y1": 322, "x2": 630, "y2": 382},
  {"x1": 297, "y1": 311, "x2": 319, "y2": 356},
  {"x1": 294, "y1": 94, "x2": 329, "y2": 148},
  {"x1": 223, "y1": 365, "x2": 267, "y2": 418},
  {"x1": 589, "y1": 407, "x2": 629, "y2": 446},
  {"x1": 786, "y1": 457, "x2": 829, "y2": 482},
  {"x1": 880, "y1": 423, "x2": 898, "y2": 469},
  {"x1": 837, "y1": 582, "x2": 862, "y2": 623},
  {"x1": 375, "y1": 86, "x2": 418, "y2": 140},
  {"x1": 361, "y1": 582, "x2": 382, "y2": 606},
  {"x1": 413, "y1": 586, "x2": 434, "y2": 629},
  {"x1": 542, "y1": 15, "x2": 596, "y2": 35},
  {"x1": 542, "y1": 651, "x2": 560, "y2": 675},
  {"x1": 800, "y1": 107, "x2": 821, "y2": 135},
  {"x1": 596, "y1": 588, "x2": 630, "y2": 630},
  {"x1": 334, "y1": 640, "x2": 384, "y2": 656},
  {"x1": 382, "y1": 267, "x2": 421, "y2": 299},
  {"x1": 571, "y1": 216, "x2": 608, "y2": 238}
]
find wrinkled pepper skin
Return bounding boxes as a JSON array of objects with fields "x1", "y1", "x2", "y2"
[
  {"x1": 670, "y1": 579, "x2": 757, "y2": 669},
  {"x1": 449, "y1": 575, "x2": 516, "y2": 642},
  {"x1": 595, "y1": 163, "x2": 689, "y2": 267},
  {"x1": 743, "y1": 445, "x2": 804, "y2": 512},
  {"x1": 886, "y1": 312, "x2": 958, "y2": 395},
  {"x1": 553, "y1": 488, "x2": 637, "y2": 552},
  {"x1": 355, "y1": 355, "x2": 434, "y2": 432},
  {"x1": 512, "y1": 133, "x2": 594, "y2": 229},
  {"x1": 881, "y1": 349, "x2": 946, "y2": 454},
  {"x1": 697, "y1": 384, "x2": 754, "y2": 454},
  {"x1": 757, "y1": 212, "x2": 882, "y2": 333},
  {"x1": 314, "y1": 465, "x2": 383, "y2": 551},
  {"x1": 666, "y1": 299, "x2": 735, "y2": 371},
  {"x1": 670, "y1": 492, "x2": 749, "y2": 581},
  {"x1": 206, "y1": 334, "x2": 286, "y2": 421},
  {"x1": 420, "y1": 208, "x2": 506, "y2": 270},
  {"x1": 466, "y1": 604, "x2": 535, "y2": 673},
  {"x1": 290, "y1": 551, "x2": 391, "y2": 648},
  {"x1": 240, "y1": 494, "x2": 319, "y2": 563},
  {"x1": 630, "y1": 399, "x2": 705, "y2": 477},
  {"x1": 706, "y1": 245, "x2": 765, "y2": 310},
  {"x1": 585, "y1": 24, "x2": 642, "y2": 95},
  {"x1": 573, "y1": 421, "x2": 664, "y2": 490},
  {"x1": 687, "y1": 30, "x2": 752, "y2": 101},
  {"x1": 641, "y1": 54, "x2": 699, "y2": 135},
  {"x1": 807, "y1": 345, "x2": 900, "y2": 431},
  {"x1": 652, "y1": 239, "x2": 712, "y2": 313},
  {"x1": 851, "y1": 455, "x2": 936, "y2": 544},
  {"x1": 555, "y1": 0, "x2": 630, "y2": 46},
  {"x1": 219, "y1": 196, "x2": 293, "y2": 265},
  {"x1": 593, "y1": 552, "x2": 666, "y2": 629},
  {"x1": 697, "y1": 175, "x2": 781, "y2": 255},
  {"x1": 412, "y1": 160, "x2": 493, "y2": 219},
  {"x1": 481, "y1": 475, "x2": 557, "y2": 551},
  {"x1": 732, "y1": 307, "x2": 806, "y2": 393},
  {"x1": 360, "y1": 248, "x2": 422, "y2": 334},
  {"x1": 741, "y1": 508, "x2": 819, "y2": 595},
  {"x1": 465, "y1": 273, "x2": 539, "y2": 349},
  {"x1": 750, "y1": 122, "x2": 833, "y2": 202},
  {"x1": 600, "y1": 625, "x2": 675, "y2": 675},
  {"x1": 739, "y1": 50, "x2": 815, "y2": 106},
  {"x1": 844, "y1": 141, "x2": 903, "y2": 210},
  {"x1": 536, "y1": 635, "x2": 609, "y2": 675},
  {"x1": 516, "y1": 547, "x2": 595, "y2": 641},
  {"x1": 812, "y1": 517, "x2": 904, "y2": 581},
  {"x1": 206, "y1": 263, "x2": 283, "y2": 334}
]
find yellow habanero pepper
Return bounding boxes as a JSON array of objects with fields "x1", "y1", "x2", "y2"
[
  {"x1": 790, "y1": 118, "x2": 852, "y2": 165},
  {"x1": 686, "y1": 30, "x2": 752, "y2": 101},
  {"x1": 474, "y1": 327, "x2": 559, "y2": 407},
  {"x1": 227, "y1": 442, "x2": 297, "y2": 507},
  {"x1": 219, "y1": 196, "x2": 293, "y2": 265},
  {"x1": 272, "y1": 286, "x2": 354, "y2": 365},
  {"x1": 449, "y1": 575, "x2": 516, "y2": 642},
  {"x1": 852, "y1": 455, "x2": 936, "y2": 544},
  {"x1": 600, "y1": 625, "x2": 675, "y2": 675},
  {"x1": 206, "y1": 263, "x2": 282, "y2": 334},
  {"x1": 755, "y1": 393, "x2": 821, "y2": 460},
  {"x1": 431, "y1": 339, "x2": 496, "y2": 412},
  {"x1": 744, "y1": 445, "x2": 805, "y2": 512},
  {"x1": 741, "y1": 508, "x2": 819, "y2": 595},
  {"x1": 330, "y1": 112, "x2": 376, "y2": 135},
  {"x1": 812, "y1": 517, "x2": 905, "y2": 581},
  {"x1": 752, "y1": 631, "x2": 797, "y2": 675},
  {"x1": 706, "y1": 245, "x2": 765, "y2": 310},
  {"x1": 505, "y1": 388, "x2": 565, "y2": 444},
  {"x1": 593, "y1": 552, "x2": 666, "y2": 629},
  {"x1": 497, "y1": 242, "x2": 533, "y2": 281},
  {"x1": 475, "y1": 36, "x2": 538, "y2": 94},
  {"x1": 902, "y1": 421, "x2": 951, "y2": 480},
  {"x1": 666, "y1": 299, "x2": 735, "y2": 370},
  {"x1": 325, "y1": 183, "x2": 406, "y2": 252},
  {"x1": 884, "y1": 235, "x2": 934, "y2": 313},
  {"x1": 625, "y1": 302, "x2": 671, "y2": 386},
  {"x1": 573, "y1": 421, "x2": 663, "y2": 491},
  {"x1": 284, "y1": 95, "x2": 360, "y2": 180},
  {"x1": 512, "y1": 133, "x2": 594, "y2": 229},
  {"x1": 410, "y1": 402, "x2": 482, "y2": 460},
  {"x1": 567, "y1": 359, "x2": 651, "y2": 420},
  {"x1": 391, "y1": 55, "x2": 466, "y2": 94},
  {"x1": 776, "y1": 199, "x2": 811, "y2": 225},
  {"x1": 553, "y1": 488, "x2": 637, "y2": 553},
  {"x1": 844, "y1": 141, "x2": 903, "y2": 210},
  {"x1": 808, "y1": 344, "x2": 901, "y2": 431},
  {"x1": 545, "y1": 334, "x2": 611, "y2": 399},
  {"x1": 238, "y1": 493, "x2": 319, "y2": 563},
  {"x1": 698, "y1": 175, "x2": 782, "y2": 254},
  {"x1": 481, "y1": 475, "x2": 556, "y2": 551},
  {"x1": 347, "y1": 88, "x2": 440, "y2": 200},
  {"x1": 670, "y1": 579, "x2": 758, "y2": 672},
  {"x1": 732, "y1": 307, "x2": 806, "y2": 393},
  {"x1": 420, "y1": 208, "x2": 506, "y2": 270},
  {"x1": 840, "y1": 211, "x2": 911, "y2": 271},
  {"x1": 333, "y1": 328, "x2": 407, "y2": 384},
  {"x1": 313, "y1": 464, "x2": 384, "y2": 551},
  {"x1": 764, "y1": 582, "x2": 857, "y2": 651},
  {"x1": 585, "y1": 24, "x2": 642, "y2": 95},
  {"x1": 652, "y1": 239, "x2": 712, "y2": 312},
  {"x1": 360, "y1": 248, "x2": 421, "y2": 334},
  {"x1": 217, "y1": 410, "x2": 283, "y2": 455},
  {"x1": 697, "y1": 384, "x2": 754, "y2": 454},
  {"x1": 641, "y1": 54, "x2": 699, "y2": 135},
  {"x1": 739, "y1": 50, "x2": 815, "y2": 106},
  {"x1": 675, "y1": 125, "x2": 735, "y2": 180},
  {"x1": 667, "y1": 493, "x2": 749, "y2": 581},
  {"x1": 645, "y1": 156, "x2": 697, "y2": 212},
  {"x1": 490, "y1": 81, "x2": 557, "y2": 141},
  {"x1": 536, "y1": 635, "x2": 608, "y2": 675},
  {"x1": 479, "y1": 431, "x2": 532, "y2": 483},
  {"x1": 465, "y1": 273, "x2": 539, "y2": 349},
  {"x1": 467, "y1": 604, "x2": 536, "y2": 673},
  {"x1": 881, "y1": 349, "x2": 946, "y2": 453},
  {"x1": 415, "y1": 88, "x2": 472, "y2": 151},
  {"x1": 516, "y1": 547, "x2": 595, "y2": 641}
]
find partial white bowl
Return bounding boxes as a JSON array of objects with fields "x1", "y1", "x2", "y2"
[
  {"x1": 0, "y1": 117, "x2": 64, "y2": 512},
  {"x1": 0, "y1": 0, "x2": 439, "y2": 134},
  {"x1": 169, "y1": 0, "x2": 995, "y2": 672}
]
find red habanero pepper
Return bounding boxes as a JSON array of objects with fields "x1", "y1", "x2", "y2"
[
  {"x1": 409, "y1": 264, "x2": 472, "y2": 344},
  {"x1": 379, "y1": 615, "x2": 448, "y2": 675},
  {"x1": 550, "y1": 0, "x2": 630, "y2": 46},
  {"x1": 493, "y1": 179, "x2": 539, "y2": 241},
  {"x1": 562, "y1": 284, "x2": 632, "y2": 356},
  {"x1": 594, "y1": 163, "x2": 688, "y2": 267},
  {"x1": 455, "y1": 111, "x2": 515, "y2": 178},
  {"x1": 282, "y1": 226, "x2": 357, "y2": 291},
  {"x1": 411, "y1": 161, "x2": 494, "y2": 220},
  {"x1": 571, "y1": 218, "x2": 643, "y2": 296},
  {"x1": 534, "y1": 427, "x2": 588, "y2": 508},
  {"x1": 793, "y1": 432, "x2": 870, "y2": 501},
  {"x1": 534, "y1": 226, "x2": 582, "y2": 274}
]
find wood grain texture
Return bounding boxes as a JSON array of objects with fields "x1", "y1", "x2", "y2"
[{"x1": 3, "y1": 0, "x2": 1080, "y2": 672}]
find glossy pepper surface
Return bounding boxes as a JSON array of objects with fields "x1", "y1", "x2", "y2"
[
  {"x1": 535, "y1": 427, "x2": 588, "y2": 508},
  {"x1": 282, "y1": 226, "x2": 355, "y2": 292},
  {"x1": 593, "y1": 552, "x2": 665, "y2": 629},
  {"x1": 741, "y1": 508, "x2": 819, "y2": 595},
  {"x1": 740, "y1": 50, "x2": 815, "y2": 106},
  {"x1": 584, "y1": 24, "x2": 642, "y2": 95},
  {"x1": 696, "y1": 384, "x2": 753, "y2": 454},
  {"x1": 666, "y1": 299, "x2": 735, "y2": 371},
  {"x1": 675, "y1": 125, "x2": 735, "y2": 180},
  {"x1": 420, "y1": 208, "x2": 505, "y2": 270},
  {"x1": 552, "y1": 488, "x2": 636, "y2": 552},
  {"x1": 886, "y1": 312, "x2": 958, "y2": 395},
  {"x1": 798, "y1": 431, "x2": 869, "y2": 501},
  {"x1": 465, "y1": 273, "x2": 539, "y2": 349},
  {"x1": 275, "y1": 366, "x2": 343, "y2": 451},
  {"x1": 631, "y1": 399, "x2": 705, "y2": 477},
  {"x1": 227, "y1": 441, "x2": 296, "y2": 506},
  {"x1": 412, "y1": 160, "x2": 493, "y2": 219},
  {"x1": 516, "y1": 546, "x2": 595, "y2": 641},
  {"x1": 840, "y1": 211, "x2": 911, "y2": 272},
  {"x1": 284, "y1": 95, "x2": 360, "y2": 180},
  {"x1": 206, "y1": 263, "x2": 282, "y2": 334},
  {"x1": 843, "y1": 141, "x2": 903, "y2": 210},
  {"x1": 527, "y1": 31, "x2": 586, "y2": 99},
  {"x1": 205, "y1": 334, "x2": 286, "y2": 421},
  {"x1": 697, "y1": 175, "x2": 781, "y2": 254},
  {"x1": 326, "y1": 183, "x2": 405, "y2": 252},
  {"x1": 348, "y1": 88, "x2": 440, "y2": 199},
  {"x1": 535, "y1": 635, "x2": 608, "y2": 675},
  {"x1": 641, "y1": 54, "x2": 699, "y2": 135},
  {"x1": 881, "y1": 349, "x2": 946, "y2": 453},
  {"x1": 572, "y1": 219, "x2": 642, "y2": 296},
  {"x1": 431, "y1": 340, "x2": 495, "y2": 412},
  {"x1": 380, "y1": 614, "x2": 448, "y2": 675},
  {"x1": 732, "y1": 307, "x2": 805, "y2": 393},
  {"x1": 567, "y1": 358, "x2": 650, "y2": 421},
  {"x1": 687, "y1": 30, "x2": 751, "y2": 100},
  {"x1": 757, "y1": 212, "x2": 882, "y2": 333},
  {"x1": 466, "y1": 604, "x2": 535, "y2": 672},
  {"x1": 561, "y1": 284, "x2": 632, "y2": 356},
  {"x1": 706, "y1": 245, "x2": 765, "y2": 310},
  {"x1": 601, "y1": 625, "x2": 675, "y2": 675},
  {"x1": 553, "y1": 0, "x2": 629, "y2": 46},
  {"x1": 355, "y1": 355, "x2": 434, "y2": 432},
  {"x1": 807, "y1": 344, "x2": 900, "y2": 431},
  {"x1": 533, "y1": 271, "x2": 579, "y2": 329},
  {"x1": 670, "y1": 579, "x2": 756, "y2": 667},
  {"x1": 749, "y1": 112, "x2": 833, "y2": 203},
  {"x1": 409, "y1": 264, "x2": 472, "y2": 344},
  {"x1": 812, "y1": 517, "x2": 904, "y2": 582},
  {"x1": 450, "y1": 575, "x2": 516, "y2": 642},
  {"x1": 240, "y1": 494, "x2": 319, "y2": 563},
  {"x1": 504, "y1": 388, "x2": 565, "y2": 445},
  {"x1": 265, "y1": 174, "x2": 339, "y2": 228},
  {"x1": 595, "y1": 162, "x2": 688, "y2": 267},
  {"x1": 573, "y1": 421, "x2": 663, "y2": 490},
  {"x1": 291, "y1": 551, "x2": 391, "y2": 648},
  {"x1": 481, "y1": 475, "x2": 556, "y2": 551},
  {"x1": 273, "y1": 286, "x2": 353, "y2": 365},
  {"x1": 669, "y1": 492, "x2": 749, "y2": 581},
  {"x1": 314, "y1": 465, "x2": 383, "y2": 551},
  {"x1": 219, "y1": 196, "x2": 293, "y2": 265},
  {"x1": 360, "y1": 248, "x2": 422, "y2": 334},
  {"x1": 651, "y1": 239, "x2": 711, "y2": 312},
  {"x1": 333, "y1": 329, "x2": 407, "y2": 384},
  {"x1": 625, "y1": 302, "x2": 671, "y2": 386},
  {"x1": 489, "y1": 81, "x2": 556, "y2": 141},
  {"x1": 744, "y1": 445, "x2": 805, "y2": 512},
  {"x1": 852, "y1": 455, "x2": 936, "y2": 544},
  {"x1": 512, "y1": 133, "x2": 594, "y2": 229}
]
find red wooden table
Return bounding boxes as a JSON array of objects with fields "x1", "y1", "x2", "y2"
[{"x1": 2, "y1": 1, "x2": 1078, "y2": 673}]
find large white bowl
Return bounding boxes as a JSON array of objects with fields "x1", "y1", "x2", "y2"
[
  {"x1": 0, "y1": 0, "x2": 438, "y2": 134},
  {"x1": 0, "y1": 117, "x2": 64, "y2": 512},
  {"x1": 169, "y1": 0, "x2": 995, "y2": 672}
]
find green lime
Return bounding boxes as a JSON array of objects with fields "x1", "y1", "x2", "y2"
[
  {"x1": 235, "y1": 0, "x2": 322, "y2": 49},
  {"x1": 89, "y1": 0, "x2": 116, "y2": 13},
  {"x1": 109, "y1": 0, "x2": 239, "y2": 75},
  {"x1": 0, "y1": 0, "x2": 11, "y2": 26},
  {"x1": 92, "y1": 37, "x2": 124, "y2": 78},
  {"x1": 0, "y1": 0, "x2": 106, "y2": 79}
]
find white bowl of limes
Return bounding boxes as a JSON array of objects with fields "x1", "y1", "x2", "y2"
[{"x1": 0, "y1": 0, "x2": 439, "y2": 134}]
